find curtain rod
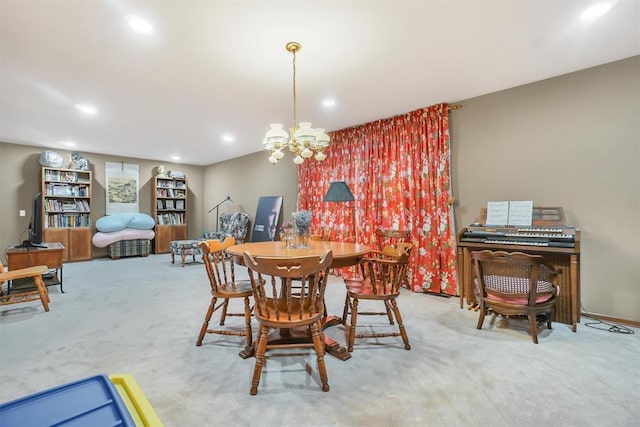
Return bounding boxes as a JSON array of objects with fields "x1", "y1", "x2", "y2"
[{"x1": 448, "y1": 104, "x2": 462, "y2": 111}]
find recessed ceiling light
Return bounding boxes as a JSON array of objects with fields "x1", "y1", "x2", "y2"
[
  {"x1": 61, "y1": 140, "x2": 76, "y2": 147},
  {"x1": 222, "y1": 134, "x2": 234, "y2": 143},
  {"x1": 580, "y1": 2, "x2": 614, "y2": 21},
  {"x1": 75, "y1": 104, "x2": 97, "y2": 115},
  {"x1": 126, "y1": 15, "x2": 154, "y2": 35},
  {"x1": 171, "y1": 155, "x2": 180, "y2": 161},
  {"x1": 322, "y1": 98, "x2": 336, "y2": 108}
]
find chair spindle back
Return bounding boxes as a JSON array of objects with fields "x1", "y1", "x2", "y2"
[
  {"x1": 242, "y1": 251, "x2": 333, "y2": 323},
  {"x1": 200, "y1": 237, "x2": 237, "y2": 293}
]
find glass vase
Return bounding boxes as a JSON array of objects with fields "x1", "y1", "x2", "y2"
[
  {"x1": 296, "y1": 228, "x2": 310, "y2": 248},
  {"x1": 283, "y1": 229, "x2": 296, "y2": 248}
]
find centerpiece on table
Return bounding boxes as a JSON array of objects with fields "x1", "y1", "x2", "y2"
[
  {"x1": 292, "y1": 210, "x2": 312, "y2": 248},
  {"x1": 279, "y1": 221, "x2": 296, "y2": 248}
]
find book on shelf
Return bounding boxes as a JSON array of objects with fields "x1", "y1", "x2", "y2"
[
  {"x1": 45, "y1": 213, "x2": 90, "y2": 228},
  {"x1": 62, "y1": 201, "x2": 79, "y2": 212},
  {"x1": 157, "y1": 179, "x2": 174, "y2": 188},
  {"x1": 157, "y1": 213, "x2": 184, "y2": 225}
]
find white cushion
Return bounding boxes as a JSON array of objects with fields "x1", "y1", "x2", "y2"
[{"x1": 92, "y1": 229, "x2": 155, "y2": 248}]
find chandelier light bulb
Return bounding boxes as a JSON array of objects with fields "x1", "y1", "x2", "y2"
[
  {"x1": 315, "y1": 151, "x2": 326, "y2": 161},
  {"x1": 301, "y1": 147, "x2": 313, "y2": 158},
  {"x1": 293, "y1": 155, "x2": 304, "y2": 165},
  {"x1": 273, "y1": 149, "x2": 285, "y2": 160},
  {"x1": 268, "y1": 155, "x2": 278, "y2": 164}
]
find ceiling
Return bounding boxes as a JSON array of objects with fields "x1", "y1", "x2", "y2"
[{"x1": 1, "y1": 1, "x2": 638, "y2": 166}]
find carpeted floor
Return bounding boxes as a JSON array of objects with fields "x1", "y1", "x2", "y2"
[{"x1": 1, "y1": 254, "x2": 638, "y2": 426}]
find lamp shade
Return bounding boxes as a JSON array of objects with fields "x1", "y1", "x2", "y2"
[{"x1": 323, "y1": 181, "x2": 355, "y2": 202}]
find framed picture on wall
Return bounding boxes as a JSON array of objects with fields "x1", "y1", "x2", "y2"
[
  {"x1": 105, "y1": 161, "x2": 139, "y2": 214},
  {"x1": 251, "y1": 196, "x2": 283, "y2": 242}
]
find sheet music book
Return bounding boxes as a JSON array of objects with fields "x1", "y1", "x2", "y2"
[
  {"x1": 486, "y1": 201, "x2": 509, "y2": 225},
  {"x1": 507, "y1": 201, "x2": 533, "y2": 226},
  {"x1": 485, "y1": 200, "x2": 533, "y2": 226}
]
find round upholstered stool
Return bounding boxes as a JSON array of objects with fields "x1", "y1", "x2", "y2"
[{"x1": 169, "y1": 239, "x2": 204, "y2": 267}]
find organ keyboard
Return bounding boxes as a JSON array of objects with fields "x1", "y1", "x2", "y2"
[
  {"x1": 456, "y1": 207, "x2": 581, "y2": 331},
  {"x1": 459, "y1": 225, "x2": 577, "y2": 248}
]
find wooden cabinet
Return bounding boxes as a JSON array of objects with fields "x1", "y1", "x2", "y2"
[
  {"x1": 153, "y1": 224, "x2": 187, "y2": 253},
  {"x1": 41, "y1": 167, "x2": 93, "y2": 261},
  {"x1": 152, "y1": 176, "x2": 188, "y2": 254}
]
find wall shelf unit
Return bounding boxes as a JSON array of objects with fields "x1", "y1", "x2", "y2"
[
  {"x1": 152, "y1": 176, "x2": 188, "y2": 253},
  {"x1": 41, "y1": 167, "x2": 93, "y2": 261}
]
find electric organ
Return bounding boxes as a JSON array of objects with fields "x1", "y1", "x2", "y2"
[{"x1": 456, "y1": 207, "x2": 581, "y2": 332}]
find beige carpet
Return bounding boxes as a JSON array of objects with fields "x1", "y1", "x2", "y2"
[{"x1": 1, "y1": 254, "x2": 638, "y2": 426}]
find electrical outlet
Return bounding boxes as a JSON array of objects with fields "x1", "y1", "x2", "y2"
[{"x1": 19, "y1": 210, "x2": 26, "y2": 217}]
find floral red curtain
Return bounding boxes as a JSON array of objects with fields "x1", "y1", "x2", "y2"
[{"x1": 298, "y1": 103, "x2": 457, "y2": 294}]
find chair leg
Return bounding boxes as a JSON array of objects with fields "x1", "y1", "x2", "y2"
[
  {"x1": 384, "y1": 302, "x2": 395, "y2": 325},
  {"x1": 310, "y1": 321, "x2": 330, "y2": 392},
  {"x1": 243, "y1": 296, "x2": 253, "y2": 348},
  {"x1": 529, "y1": 313, "x2": 539, "y2": 344},
  {"x1": 196, "y1": 296, "x2": 216, "y2": 346},
  {"x1": 402, "y1": 275, "x2": 410, "y2": 290},
  {"x1": 342, "y1": 293, "x2": 350, "y2": 325},
  {"x1": 219, "y1": 299, "x2": 229, "y2": 326},
  {"x1": 547, "y1": 307, "x2": 554, "y2": 330},
  {"x1": 476, "y1": 301, "x2": 486, "y2": 329},
  {"x1": 250, "y1": 325, "x2": 269, "y2": 395},
  {"x1": 33, "y1": 275, "x2": 50, "y2": 312},
  {"x1": 348, "y1": 298, "x2": 359, "y2": 352},
  {"x1": 389, "y1": 299, "x2": 410, "y2": 350}
]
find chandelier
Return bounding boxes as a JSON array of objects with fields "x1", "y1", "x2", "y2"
[{"x1": 263, "y1": 41, "x2": 330, "y2": 164}]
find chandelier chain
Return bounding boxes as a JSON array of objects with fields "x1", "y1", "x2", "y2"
[{"x1": 292, "y1": 47, "x2": 297, "y2": 130}]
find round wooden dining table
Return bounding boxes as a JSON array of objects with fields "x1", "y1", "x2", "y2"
[
  {"x1": 226, "y1": 240, "x2": 371, "y2": 268},
  {"x1": 226, "y1": 240, "x2": 371, "y2": 361}
]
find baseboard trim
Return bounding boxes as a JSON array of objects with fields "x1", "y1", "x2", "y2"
[{"x1": 581, "y1": 312, "x2": 640, "y2": 328}]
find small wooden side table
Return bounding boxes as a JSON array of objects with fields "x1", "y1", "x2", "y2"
[{"x1": 7, "y1": 242, "x2": 65, "y2": 292}]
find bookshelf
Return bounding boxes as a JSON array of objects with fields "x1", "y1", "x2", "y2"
[
  {"x1": 41, "y1": 167, "x2": 93, "y2": 261},
  {"x1": 152, "y1": 176, "x2": 188, "y2": 253}
]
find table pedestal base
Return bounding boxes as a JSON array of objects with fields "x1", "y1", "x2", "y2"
[{"x1": 238, "y1": 316, "x2": 352, "y2": 361}]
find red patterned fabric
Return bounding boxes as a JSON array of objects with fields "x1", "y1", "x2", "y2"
[{"x1": 298, "y1": 104, "x2": 457, "y2": 294}]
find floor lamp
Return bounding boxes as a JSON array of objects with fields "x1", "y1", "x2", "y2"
[
  {"x1": 324, "y1": 181, "x2": 356, "y2": 242},
  {"x1": 208, "y1": 196, "x2": 232, "y2": 231}
]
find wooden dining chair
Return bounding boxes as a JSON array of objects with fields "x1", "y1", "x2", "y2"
[
  {"x1": 375, "y1": 228, "x2": 410, "y2": 251},
  {"x1": 242, "y1": 250, "x2": 333, "y2": 395},
  {"x1": 197, "y1": 237, "x2": 253, "y2": 357},
  {"x1": 471, "y1": 250, "x2": 560, "y2": 344},
  {"x1": 342, "y1": 244, "x2": 413, "y2": 352},
  {"x1": 375, "y1": 228, "x2": 411, "y2": 289},
  {"x1": 0, "y1": 261, "x2": 51, "y2": 312}
]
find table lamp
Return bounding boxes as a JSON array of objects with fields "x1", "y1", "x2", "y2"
[{"x1": 324, "y1": 181, "x2": 356, "y2": 241}]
